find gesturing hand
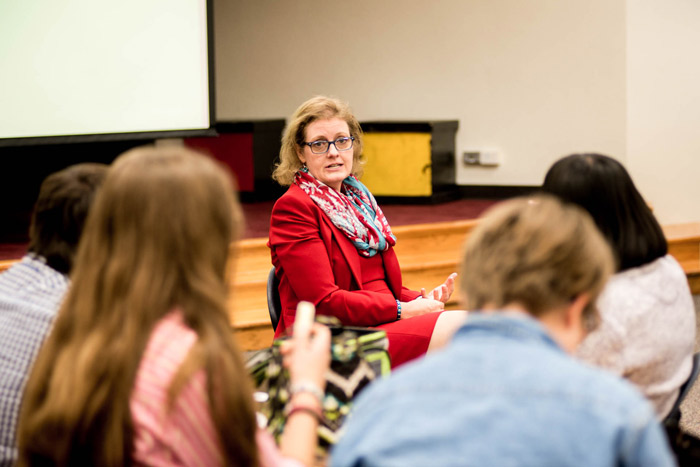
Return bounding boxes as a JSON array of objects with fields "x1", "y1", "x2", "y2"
[{"x1": 421, "y1": 272, "x2": 457, "y2": 304}]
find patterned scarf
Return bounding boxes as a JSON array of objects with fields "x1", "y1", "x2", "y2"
[{"x1": 294, "y1": 168, "x2": 396, "y2": 257}]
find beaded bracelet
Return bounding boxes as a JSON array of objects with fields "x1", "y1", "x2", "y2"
[
  {"x1": 290, "y1": 380, "x2": 324, "y2": 405},
  {"x1": 285, "y1": 403, "x2": 324, "y2": 423},
  {"x1": 396, "y1": 299, "x2": 402, "y2": 320}
]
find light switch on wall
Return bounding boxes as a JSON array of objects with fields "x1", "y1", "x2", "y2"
[{"x1": 462, "y1": 149, "x2": 501, "y2": 167}]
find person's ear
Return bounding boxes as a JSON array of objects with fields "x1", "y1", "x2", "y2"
[
  {"x1": 564, "y1": 293, "x2": 591, "y2": 328},
  {"x1": 296, "y1": 146, "x2": 306, "y2": 165},
  {"x1": 559, "y1": 292, "x2": 592, "y2": 353}
]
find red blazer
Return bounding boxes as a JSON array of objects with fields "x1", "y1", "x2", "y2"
[{"x1": 268, "y1": 185, "x2": 420, "y2": 338}]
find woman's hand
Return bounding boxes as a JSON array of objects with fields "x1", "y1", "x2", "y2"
[
  {"x1": 400, "y1": 297, "x2": 444, "y2": 319},
  {"x1": 281, "y1": 322, "x2": 331, "y2": 390},
  {"x1": 421, "y1": 272, "x2": 457, "y2": 304}
]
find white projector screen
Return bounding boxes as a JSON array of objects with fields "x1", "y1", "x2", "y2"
[{"x1": 0, "y1": 0, "x2": 212, "y2": 144}]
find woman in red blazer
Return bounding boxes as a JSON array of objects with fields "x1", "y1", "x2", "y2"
[{"x1": 268, "y1": 96, "x2": 467, "y2": 367}]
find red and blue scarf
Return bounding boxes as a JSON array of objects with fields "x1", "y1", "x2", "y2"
[{"x1": 294, "y1": 168, "x2": 396, "y2": 257}]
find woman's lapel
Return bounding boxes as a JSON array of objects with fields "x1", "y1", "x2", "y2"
[
  {"x1": 320, "y1": 214, "x2": 363, "y2": 288},
  {"x1": 381, "y1": 248, "x2": 402, "y2": 297}
]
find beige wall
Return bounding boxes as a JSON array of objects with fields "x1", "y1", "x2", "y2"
[
  {"x1": 215, "y1": 0, "x2": 699, "y2": 223},
  {"x1": 626, "y1": 0, "x2": 700, "y2": 224}
]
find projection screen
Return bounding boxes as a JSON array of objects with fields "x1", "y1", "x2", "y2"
[{"x1": 0, "y1": 0, "x2": 213, "y2": 145}]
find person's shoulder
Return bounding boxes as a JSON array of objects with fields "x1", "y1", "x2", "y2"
[
  {"x1": 656, "y1": 254, "x2": 692, "y2": 283},
  {"x1": 612, "y1": 254, "x2": 684, "y2": 284},
  {"x1": 568, "y1": 363, "x2": 674, "y2": 465},
  {"x1": 0, "y1": 255, "x2": 68, "y2": 311},
  {"x1": 565, "y1": 354, "x2": 657, "y2": 419},
  {"x1": 271, "y1": 185, "x2": 319, "y2": 221},
  {"x1": 602, "y1": 253, "x2": 691, "y2": 309},
  {"x1": 333, "y1": 356, "x2": 442, "y2": 452},
  {"x1": 351, "y1": 349, "x2": 453, "y2": 411},
  {"x1": 276, "y1": 184, "x2": 304, "y2": 201},
  {"x1": 141, "y1": 311, "x2": 197, "y2": 370},
  {"x1": 272, "y1": 185, "x2": 308, "y2": 209},
  {"x1": 2, "y1": 254, "x2": 67, "y2": 283}
]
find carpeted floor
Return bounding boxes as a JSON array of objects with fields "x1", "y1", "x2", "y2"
[
  {"x1": 0, "y1": 243, "x2": 27, "y2": 262},
  {"x1": 0, "y1": 198, "x2": 500, "y2": 261},
  {"x1": 241, "y1": 198, "x2": 498, "y2": 240}
]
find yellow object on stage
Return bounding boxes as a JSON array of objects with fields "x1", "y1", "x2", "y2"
[{"x1": 361, "y1": 132, "x2": 433, "y2": 196}]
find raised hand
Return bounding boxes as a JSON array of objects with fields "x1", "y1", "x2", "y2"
[{"x1": 422, "y1": 272, "x2": 457, "y2": 304}]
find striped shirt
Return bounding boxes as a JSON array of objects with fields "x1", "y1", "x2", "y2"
[
  {"x1": 0, "y1": 255, "x2": 69, "y2": 467},
  {"x1": 131, "y1": 312, "x2": 301, "y2": 467}
]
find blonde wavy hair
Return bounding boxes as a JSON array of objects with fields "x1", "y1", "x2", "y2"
[
  {"x1": 18, "y1": 147, "x2": 258, "y2": 466},
  {"x1": 272, "y1": 95, "x2": 365, "y2": 186},
  {"x1": 460, "y1": 194, "x2": 613, "y2": 324}
]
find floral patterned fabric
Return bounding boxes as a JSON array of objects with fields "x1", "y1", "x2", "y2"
[{"x1": 294, "y1": 169, "x2": 395, "y2": 257}]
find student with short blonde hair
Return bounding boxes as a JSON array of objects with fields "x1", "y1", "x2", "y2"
[
  {"x1": 461, "y1": 196, "x2": 611, "y2": 322},
  {"x1": 332, "y1": 195, "x2": 675, "y2": 467}
]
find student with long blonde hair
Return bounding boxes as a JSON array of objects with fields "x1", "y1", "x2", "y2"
[{"x1": 17, "y1": 147, "x2": 329, "y2": 466}]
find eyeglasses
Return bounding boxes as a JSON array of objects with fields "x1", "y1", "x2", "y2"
[{"x1": 302, "y1": 136, "x2": 354, "y2": 154}]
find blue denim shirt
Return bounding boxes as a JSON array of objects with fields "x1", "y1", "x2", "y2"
[{"x1": 331, "y1": 313, "x2": 675, "y2": 467}]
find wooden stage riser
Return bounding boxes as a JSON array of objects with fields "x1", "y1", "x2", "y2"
[
  {"x1": 3, "y1": 220, "x2": 700, "y2": 351},
  {"x1": 232, "y1": 222, "x2": 700, "y2": 350},
  {"x1": 668, "y1": 241, "x2": 700, "y2": 275}
]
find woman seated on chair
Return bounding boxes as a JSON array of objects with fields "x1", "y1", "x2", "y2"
[
  {"x1": 542, "y1": 153, "x2": 696, "y2": 418},
  {"x1": 268, "y1": 95, "x2": 466, "y2": 367},
  {"x1": 18, "y1": 147, "x2": 330, "y2": 467}
]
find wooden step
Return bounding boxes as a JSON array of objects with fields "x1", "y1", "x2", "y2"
[
  {"x1": 664, "y1": 223, "x2": 700, "y2": 294},
  {"x1": 3, "y1": 220, "x2": 700, "y2": 351},
  {"x1": 393, "y1": 219, "x2": 478, "y2": 307},
  {"x1": 0, "y1": 260, "x2": 15, "y2": 272},
  {"x1": 231, "y1": 220, "x2": 700, "y2": 349}
]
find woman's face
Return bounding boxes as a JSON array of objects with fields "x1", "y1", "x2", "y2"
[{"x1": 297, "y1": 117, "x2": 354, "y2": 192}]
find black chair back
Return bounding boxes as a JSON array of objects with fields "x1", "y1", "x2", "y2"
[
  {"x1": 266, "y1": 267, "x2": 281, "y2": 331},
  {"x1": 664, "y1": 351, "x2": 700, "y2": 430}
]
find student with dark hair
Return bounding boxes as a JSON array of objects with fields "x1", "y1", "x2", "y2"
[
  {"x1": 26, "y1": 165, "x2": 108, "y2": 275},
  {"x1": 542, "y1": 153, "x2": 696, "y2": 417},
  {"x1": 0, "y1": 163, "x2": 107, "y2": 465},
  {"x1": 542, "y1": 152, "x2": 668, "y2": 271},
  {"x1": 332, "y1": 195, "x2": 675, "y2": 466}
]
